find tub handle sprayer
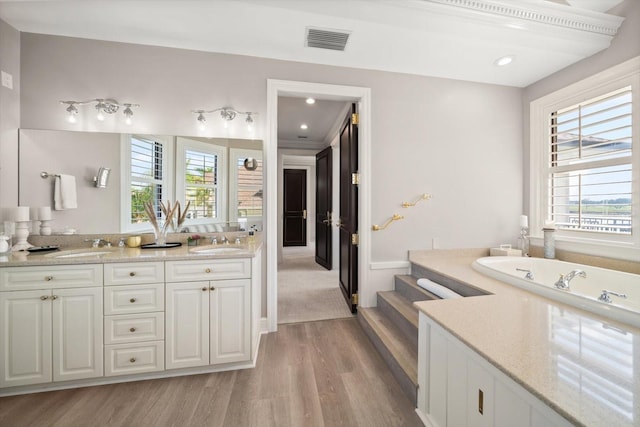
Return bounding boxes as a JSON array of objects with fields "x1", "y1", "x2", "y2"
[{"x1": 516, "y1": 268, "x2": 534, "y2": 280}]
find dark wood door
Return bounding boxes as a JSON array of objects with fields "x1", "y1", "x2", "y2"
[
  {"x1": 339, "y1": 104, "x2": 358, "y2": 313},
  {"x1": 315, "y1": 146, "x2": 332, "y2": 270},
  {"x1": 283, "y1": 169, "x2": 307, "y2": 247}
]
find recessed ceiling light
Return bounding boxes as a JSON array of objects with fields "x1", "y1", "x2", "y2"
[
  {"x1": 306, "y1": 98, "x2": 316, "y2": 105},
  {"x1": 494, "y1": 55, "x2": 515, "y2": 67},
  {"x1": 300, "y1": 124, "x2": 308, "y2": 130}
]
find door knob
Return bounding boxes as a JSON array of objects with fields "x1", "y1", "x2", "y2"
[{"x1": 303, "y1": 209, "x2": 307, "y2": 219}]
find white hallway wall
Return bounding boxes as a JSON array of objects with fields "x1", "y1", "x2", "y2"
[{"x1": 8, "y1": 31, "x2": 523, "y2": 308}]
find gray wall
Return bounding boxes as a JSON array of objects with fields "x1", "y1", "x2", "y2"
[
  {"x1": 0, "y1": 18, "x2": 20, "y2": 215},
  {"x1": 13, "y1": 32, "x2": 524, "y2": 263},
  {"x1": 522, "y1": 0, "x2": 640, "y2": 215}
]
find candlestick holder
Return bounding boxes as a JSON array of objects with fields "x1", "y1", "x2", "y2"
[
  {"x1": 40, "y1": 220, "x2": 52, "y2": 236},
  {"x1": 12, "y1": 220, "x2": 34, "y2": 251},
  {"x1": 518, "y1": 226, "x2": 529, "y2": 257}
]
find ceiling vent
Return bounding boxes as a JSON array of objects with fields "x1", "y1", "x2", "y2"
[{"x1": 305, "y1": 27, "x2": 350, "y2": 51}]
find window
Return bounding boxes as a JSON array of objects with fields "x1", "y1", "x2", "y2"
[
  {"x1": 121, "y1": 134, "x2": 172, "y2": 232},
  {"x1": 549, "y1": 87, "x2": 632, "y2": 235},
  {"x1": 530, "y1": 57, "x2": 639, "y2": 257},
  {"x1": 229, "y1": 148, "x2": 263, "y2": 221},
  {"x1": 176, "y1": 137, "x2": 226, "y2": 224}
]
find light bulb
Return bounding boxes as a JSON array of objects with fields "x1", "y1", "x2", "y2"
[
  {"x1": 125, "y1": 116, "x2": 132, "y2": 125},
  {"x1": 123, "y1": 105, "x2": 133, "y2": 125},
  {"x1": 67, "y1": 113, "x2": 77, "y2": 124},
  {"x1": 65, "y1": 104, "x2": 78, "y2": 124},
  {"x1": 96, "y1": 111, "x2": 105, "y2": 121},
  {"x1": 95, "y1": 100, "x2": 106, "y2": 121},
  {"x1": 246, "y1": 113, "x2": 254, "y2": 132}
]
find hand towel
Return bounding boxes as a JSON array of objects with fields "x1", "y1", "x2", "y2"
[
  {"x1": 54, "y1": 174, "x2": 78, "y2": 210},
  {"x1": 417, "y1": 278, "x2": 463, "y2": 299}
]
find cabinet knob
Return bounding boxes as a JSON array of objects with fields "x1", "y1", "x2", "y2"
[
  {"x1": 129, "y1": 327, "x2": 136, "y2": 333},
  {"x1": 205, "y1": 268, "x2": 212, "y2": 273},
  {"x1": 129, "y1": 272, "x2": 136, "y2": 277},
  {"x1": 44, "y1": 276, "x2": 53, "y2": 281},
  {"x1": 129, "y1": 357, "x2": 136, "y2": 363},
  {"x1": 210, "y1": 286, "x2": 215, "y2": 291},
  {"x1": 51, "y1": 295, "x2": 58, "y2": 300},
  {"x1": 129, "y1": 298, "x2": 137, "y2": 303},
  {"x1": 202, "y1": 287, "x2": 208, "y2": 291},
  {"x1": 40, "y1": 295, "x2": 49, "y2": 300}
]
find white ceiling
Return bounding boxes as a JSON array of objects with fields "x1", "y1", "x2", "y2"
[{"x1": 0, "y1": 0, "x2": 627, "y2": 145}]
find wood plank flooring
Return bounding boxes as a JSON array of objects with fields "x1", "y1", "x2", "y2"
[{"x1": 0, "y1": 318, "x2": 423, "y2": 427}]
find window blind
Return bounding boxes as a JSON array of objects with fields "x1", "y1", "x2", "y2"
[
  {"x1": 130, "y1": 136, "x2": 163, "y2": 224},
  {"x1": 549, "y1": 87, "x2": 632, "y2": 234},
  {"x1": 236, "y1": 157, "x2": 263, "y2": 217},
  {"x1": 184, "y1": 149, "x2": 218, "y2": 219}
]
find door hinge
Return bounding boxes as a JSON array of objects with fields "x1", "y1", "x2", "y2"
[
  {"x1": 351, "y1": 172, "x2": 360, "y2": 185},
  {"x1": 351, "y1": 113, "x2": 359, "y2": 125},
  {"x1": 351, "y1": 232, "x2": 359, "y2": 246},
  {"x1": 351, "y1": 293, "x2": 359, "y2": 305}
]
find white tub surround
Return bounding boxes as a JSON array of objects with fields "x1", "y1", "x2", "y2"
[
  {"x1": 473, "y1": 256, "x2": 640, "y2": 328},
  {"x1": 412, "y1": 250, "x2": 640, "y2": 427}
]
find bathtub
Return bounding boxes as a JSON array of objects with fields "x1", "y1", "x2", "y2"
[{"x1": 472, "y1": 256, "x2": 640, "y2": 328}]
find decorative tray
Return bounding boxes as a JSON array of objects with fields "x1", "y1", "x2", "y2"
[{"x1": 140, "y1": 242, "x2": 182, "y2": 249}]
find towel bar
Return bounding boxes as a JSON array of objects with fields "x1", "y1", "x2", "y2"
[{"x1": 40, "y1": 171, "x2": 60, "y2": 179}]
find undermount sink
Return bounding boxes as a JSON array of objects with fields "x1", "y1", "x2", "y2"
[
  {"x1": 189, "y1": 245, "x2": 246, "y2": 255},
  {"x1": 45, "y1": 248, "x2": 118, "y2": 258}
]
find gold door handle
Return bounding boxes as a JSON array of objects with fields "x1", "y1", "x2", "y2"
[
  {"x1": 210, "y1": 286, "x2": 216, "y2": 291},
  {"x1": 202, "y1": 287, "x2": 208, "y2": 291},
  {"x1": 129, "y1": 272, "x2": 136, "y2": 277},
  {"x1": 130, "y1": 358, "x2": 136, "y2": 363},
  {"x1": 40, "y1": 295, "x2": 49, "y2": 300},
  {"x1": 51, "y1": 295, "x2": 58, "y2": 300},
  {"x1": 205, "y1": 268, "x2": 211, "y2": 273},
  {"x1": 129, "y1": 327, "x2": 136, "y2": 333},
  {"x1": 303, "y1": 210, "x2": 307, "y2": 219},
  {"x1": 129, "y1": 298, "x2": 137, "y2": 303}
]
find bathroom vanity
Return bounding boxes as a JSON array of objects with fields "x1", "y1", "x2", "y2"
[
  {"x1": 0, "y1": 242, "x2": 262, "y2": 396},
  {"x1": 411, "y1": 250, "x2": 640, "y2": 427}
]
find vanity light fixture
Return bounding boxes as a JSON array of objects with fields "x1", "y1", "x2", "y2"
[
  {"x1": 60, "y1": 98, "x2": 140, "y2": 124},
  {"x1": 191, "y1": 107, "x2": 258, "y2": 132}
]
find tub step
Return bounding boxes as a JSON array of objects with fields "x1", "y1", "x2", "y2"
[
  {"x1": 358, "y1": 307, "x2": 418, "y2": 405},
  {"x1": 394, "y1": 274, "x2": 441, "y2": 302},
  {"x1": 377, "y1": 291, "x2": 418, "y2": 349}
]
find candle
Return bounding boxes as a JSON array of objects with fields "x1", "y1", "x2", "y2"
[
  {"x1": 30, "y1": 207, "x2": 40, "y2": 220},
  {"x1": 14, "y1": 206, "x2": 29, "y2": 222},
  {"x1": 38, "y1": 206, "x2": 52, "y2": 221},
  {"x1": 519, "y1": 215, "x2": 528, "y2": 228}
]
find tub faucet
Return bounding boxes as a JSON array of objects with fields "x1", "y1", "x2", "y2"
[{"x1": 554, "y1": 269, "x2": 586, "y2": 290}]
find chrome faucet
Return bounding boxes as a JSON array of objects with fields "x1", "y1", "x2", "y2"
[
  {"x1": 85, "y1": 238, "x2": 110, "y2": 248},
  {"x1": 554, "y1": 269, "x2": 586, "y2": 290},
  {"x1": 598, "y1": 289, "x2": 627, "y2": 303},
  {"x1": 516, "y1": 268, "x2": 534, "y2": 280}
]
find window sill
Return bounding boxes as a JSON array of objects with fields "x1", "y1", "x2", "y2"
[{"x1": 529, "y1": 236, "x2": 639, "y2": 262}]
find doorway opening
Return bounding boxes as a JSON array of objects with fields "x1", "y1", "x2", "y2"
[{"x1": 266, "y1": 80, "x2": 372, "y2": 331}]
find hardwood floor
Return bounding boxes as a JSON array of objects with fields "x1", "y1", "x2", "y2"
[{"x1": 0, "y1": 318, "x2": 423, "y2": 427}]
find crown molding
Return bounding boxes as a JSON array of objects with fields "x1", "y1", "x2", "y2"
[{"x1": 422, "y1": 0, "x2": 624, "y2": 36}]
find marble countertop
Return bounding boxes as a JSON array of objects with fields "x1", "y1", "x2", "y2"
[
  {"x1": 411, "y1": 249, "x2": 640, "y2": 427},
  {"x1": 0, "y1": 239, "x2": 262, "y2": 267}
]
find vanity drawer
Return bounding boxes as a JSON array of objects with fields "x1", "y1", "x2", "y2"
[
  {"x1": 104, "y1": 262, "x2": 164, "y2": 286},
  {"x1": 0, "y1": 264, "x2": 103, "y2": 291},
  {"x1": 104, "y1": 341, "x2": 164, "y2": 376},
  {"x1": 165, "y1": 259, "x2": 250, "y2": 282},
  {"x1": 104, "y1": 284, "x2": 164, "y2": 315},
  {"x1": 104, "y1": 312, "x2": 165, "y2": 344}
]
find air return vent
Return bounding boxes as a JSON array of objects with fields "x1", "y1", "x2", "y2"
[{"x1": 305, "y1": 27, "x2": 350, "y2": 51}]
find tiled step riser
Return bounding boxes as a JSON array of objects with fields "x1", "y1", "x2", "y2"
[
  {"x1": 377, "y1": 294, "x2": 418, "y2": 352},
  {"x1": 394, "y1": 275, "x2": 438, "y2": 302},
  {"x1": 357, "y1": 312, "x2": 417, "y2": 405}
]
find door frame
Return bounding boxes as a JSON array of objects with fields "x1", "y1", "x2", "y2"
[{"x1": 266, "y1": 80, "x2": 372, "y2": 332}]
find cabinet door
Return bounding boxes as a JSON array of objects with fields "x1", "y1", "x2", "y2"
[
  {"x1": 495, "y1": 380, "x2": 530, "y2": 427},
  {"x1": 210, "y1": 279, "x2": 251, "y2": 364},
  {"x1": 447, "y1": 339, "x2": 468, "y2": 427},
  {"x1": 52, "y1": 287, "x2": 103, "y2": 382},
  {"x1": 165, "y1": 282, "x2": 209, "y2": 369},
  {"x1": 429, "y1": 327, "x2": 448, "y2": 427},
  {"x1": 0, "y1": 290, "x2": 52, "y2": 387},
  {"x1": 467, "y1": 357, "x2": 494, "y2": 427}
]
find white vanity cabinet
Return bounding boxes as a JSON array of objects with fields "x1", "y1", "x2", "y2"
[
  {"x1": 165, "y1": 259, "x2": 251, "y2": 369},
  {"x1": 417, "y1": 312, "x2": 573, "y2": 427},
  {"x1": 103, "y1": 261, "x2": 165, "y2": 377},
  {"x1": 0, "y1": 265, "x2": 103, "y2": 388}
]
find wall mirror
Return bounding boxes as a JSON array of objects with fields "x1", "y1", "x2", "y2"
[{"x1": 18, "y1": 128, "x2": 263, "y2": 234}]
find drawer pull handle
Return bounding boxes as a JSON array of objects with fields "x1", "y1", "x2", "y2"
[
  {"x1": 51, "y1": 295, "x2": 58, "y2": 300},
  {"x1": 478, "y1": 389, "x2": 484, "y2": 415},
  {"x1": 205, "y1": 268, "x2": 212, "y2": 273},
  {"x1": 130, "y1": 357, "x2": 136, "y2": 363},
  {"x1": 129, "y1": 272, "x2": 136, "y2": 277},
  {"x1": 129, "y1": 327, "x2": 136, "y2": 333},
  {"x1": 202, "y1": 287, "x2": 208, "y2": 291},
  {"x1": 210, "y1": 286, "x2": 215, "y2": 291},
  {"x1": 130, "y1": 298, "x2": 137, "y2": 303},
  {"x1": 40, "y1": 295, "x2": 49, "y2": 300},
  {"x1": 45, "y1": 276, "x2": 53, "y2": 281}
]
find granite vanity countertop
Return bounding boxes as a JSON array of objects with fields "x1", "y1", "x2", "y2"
[
  {"x1": 411, "y1": 249, "x2": 640, "y2": 427},
  {"x1": 0, "y1": 239, "x2": 263, "y2": 267}
]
